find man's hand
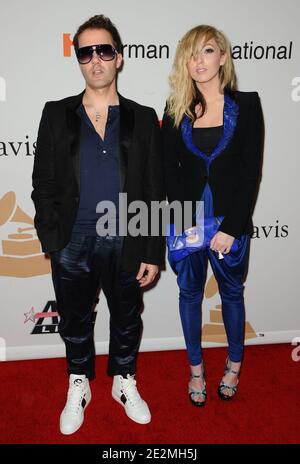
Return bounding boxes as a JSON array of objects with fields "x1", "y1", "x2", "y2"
[
  {"x1": 136, "y1": 263, "x2": 159, "y2": 288},
  {"x1": 210, "y1": 231, "x2": 235, "y2": 254}
]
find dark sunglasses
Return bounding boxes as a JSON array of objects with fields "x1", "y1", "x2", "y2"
[{"x1": 76, "y1": 44, "x2": 117, "y2": 64}]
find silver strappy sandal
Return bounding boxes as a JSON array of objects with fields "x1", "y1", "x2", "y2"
[
  {"x1": 218, "y1": 357, "x2": 240, "y2": 401},
  {"x1": 188, "y1": 364, "x2": 207, "y2": 407}
]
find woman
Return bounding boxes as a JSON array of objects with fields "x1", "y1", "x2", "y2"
[{"x1": 162, "y1": 25, "x2": 264, "y2": 406}]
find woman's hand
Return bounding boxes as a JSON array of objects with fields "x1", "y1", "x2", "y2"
[{"x1": 210, "y1": 231, "x2": 235, "y2": 254}]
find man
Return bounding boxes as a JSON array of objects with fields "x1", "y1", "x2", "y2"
[{"x1": 31, "y1": 15, "x2": 165, "y2": 435}]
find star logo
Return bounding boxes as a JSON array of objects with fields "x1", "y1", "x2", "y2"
[{"x1": 24, "y1": 307, "x2": 36, "y2": 323}]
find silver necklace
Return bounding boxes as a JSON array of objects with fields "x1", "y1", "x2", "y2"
[
  {"x1": 95, "y1": 110, "x2": 101, "y2": 123},
  {"x1": 83, "y1": 99, "x2": 102, "y2": 123}
]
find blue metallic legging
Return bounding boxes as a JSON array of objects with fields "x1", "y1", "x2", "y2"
[{"x1": 169, "y1": 236, "x2": 250, "y2": 365}]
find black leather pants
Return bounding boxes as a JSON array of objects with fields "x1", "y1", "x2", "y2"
[{"x1": 50, "y1": 234, "x2": 143, "y2": 379}]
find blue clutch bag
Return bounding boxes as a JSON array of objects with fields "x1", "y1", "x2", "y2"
[{"x1": 166, "y1": 216, "x2": 239, "y2": 263}]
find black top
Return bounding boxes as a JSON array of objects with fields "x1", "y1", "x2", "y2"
[{"x1": 192, "y1": 125, "x2": 223, "y2": 156}]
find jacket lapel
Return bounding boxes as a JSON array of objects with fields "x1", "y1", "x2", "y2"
[
  {"x1": 66, "y1": 91, "x2": 84, "y2": 193},
  {"x1": 118, "y1": 94, "x2": 134, "y2": 191},
  {"x1": 181, "y1": 92, "x2": 239, "y2": 169}
]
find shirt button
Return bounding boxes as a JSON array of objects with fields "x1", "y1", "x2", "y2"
[{"x1": 102, "y1": 150, "x2": 107, "y2": 154}]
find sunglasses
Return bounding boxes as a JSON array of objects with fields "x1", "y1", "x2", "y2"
[{"x1": 76, "y1": 44, "x2": 118, "y2": 64}]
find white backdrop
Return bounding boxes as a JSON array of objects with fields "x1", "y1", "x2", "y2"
[{"x1": 0, "y1": 0, "x2": 299, "y2": 361}]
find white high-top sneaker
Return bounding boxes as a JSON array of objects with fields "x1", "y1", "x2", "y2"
[
  {"x1": 112, "y1": 374, "x2": 151, "y2": 424},
  {"x1": 60, "y1": 374, "x2": 91, "y2": 435}
]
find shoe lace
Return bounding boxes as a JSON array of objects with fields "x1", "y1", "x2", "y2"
[
  {"x1": 66, "y1": 379, "x2": 85, "y2": 414},
  {"x1": 121, "y1": 374, "x2": 142, "y2": 406}
]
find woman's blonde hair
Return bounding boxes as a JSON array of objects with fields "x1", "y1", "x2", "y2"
[{"x1": 167, "y1": 25, "x2": 237, "y2": 127}]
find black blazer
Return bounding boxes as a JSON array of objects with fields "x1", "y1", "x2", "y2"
[
  {"x1": 31, "y1": 91, "x2": 165, "y2": 271},
  {"x1": 162, "y1": 90, "x2": 264, "y2": 238}
]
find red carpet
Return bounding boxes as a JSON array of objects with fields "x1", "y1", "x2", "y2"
[{"x1": 0, "y1": 344, "x2": 299, "y2": 444}]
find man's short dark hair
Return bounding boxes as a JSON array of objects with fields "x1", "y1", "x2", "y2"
[{"x1": 73, "y1": 15, "x2": 123, "y2": 53}]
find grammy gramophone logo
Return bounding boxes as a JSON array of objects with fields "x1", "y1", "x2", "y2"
[
  {"x1": 0, "y1": 191, "x2": 51, "y2": 277},
  {"x1": 202, "y1": 274, "x2": 257, "y2": 342}
]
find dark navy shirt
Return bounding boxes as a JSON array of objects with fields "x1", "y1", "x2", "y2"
[{"x1": 72, "y1": 104, "x2": 120, "y2": 236}]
